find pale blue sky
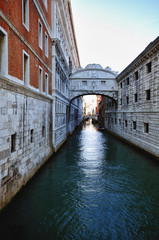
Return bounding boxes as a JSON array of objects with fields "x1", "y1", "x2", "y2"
[{"x1": 71, "y1": 0, "x2": 159, "y2": 72}]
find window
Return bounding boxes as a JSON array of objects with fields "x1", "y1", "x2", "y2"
[
  {"x1": 126, "y1": 77, "x2": 129, "y2": 85},
  {"x1": 39, "y1": 66, "x2": 43, "y2": 92},
  {"x1": 43, "y1": 0, "x2": 48, "y2": 10},
  {"x1": 120, "y1": 98, "x2": 122, "y2": 105},
  {"x1": 126, "y1": 96, "x2": 129, "y2": 105},
  {"x1": 120, "y1": 82, "x2": 122, "y2": 88},
  {"x1": 31, "y1": 129, "x2": 34, "y2": 143},
  {"x1": 146, "y1": 89, "x2": 150, "y2": 100},
  {"x1": 133, "y1": 121, "x2": 136, "y2": 130},
  {"x1": 45, "y1": 73, "x2": 48, "y2": 95},
  {"x1": 146, "y1": 62, "x2": 151, "y2": 74},
  {"x1": 69, "y1": 57, "x2": 72, "y2": 75},
  {"x1": 42, "y1": 126, "x2": 45, "y2": 137},
  {"x1": 125, "y1": 120, "x2": 127, "y2": 128},
  {"x1": 82, "y1": 81, "x2": 87, "y2": 86},
  {"x1": 111, "y1": 118, "x2": 113, "y2": 124},
  {"x1": 101, "y1": 81, "x2": 106, "y2": 86},
  {"x1": 115, "y1": 118, "x2": 117, "y2": 125},
  {"x1": 119, "y1": 119, "x2": 121, "y2": 125},
  {"x1": 11, "y1": 133, "x2": 16, "y2": 152},
  {"x1": 22, "y1": 0, "x2": 29, "y2": 30},
  {"x1": 144, "y1": 123, "x2": 149, "y2": 133},
  {"x1": 39, "y1": 20, "x2": 43, "y2": 49},
  {"x1": 134, "y1": 71, "x2": 138, "y2": 80},
  {"x1": 45, "y1": 32, "x2": 48, "y2": 57},
  {"x1": 0, "y1": 27, "x2": 8, "y2": 76},
  {"x1": 23, "y1": 50, "x2": 29, "y2": 86},
  {"x1": 134, "y1": 93, "x2": 138, "y2": 102}
]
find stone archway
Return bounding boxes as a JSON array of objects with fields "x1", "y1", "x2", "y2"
[{"x1": 69, "y1": 64, "x2": 118, "y2": 101}]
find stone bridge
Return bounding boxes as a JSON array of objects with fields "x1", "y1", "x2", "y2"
[{"x1": 69, "y1": 64, "x2": 118, "y2": 102}]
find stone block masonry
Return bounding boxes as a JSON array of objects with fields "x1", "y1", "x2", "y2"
[
  {"x1": 0, "y1": 0, "x2": 82, "y2": 210},
  {"x1": 104, "y1": 37, "x2": 159, "y2": 159},
  {"x1": 0, "y1": 76, "x2": 53, "y2": 210}
]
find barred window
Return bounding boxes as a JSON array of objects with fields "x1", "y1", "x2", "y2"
[{"x1": 146, "y1": 62, "x2": 151, "y2": 74}]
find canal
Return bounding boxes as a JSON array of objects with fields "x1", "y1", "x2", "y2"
[{"x1": 0, "y1": 120, "x2": 159, "y2": 240}]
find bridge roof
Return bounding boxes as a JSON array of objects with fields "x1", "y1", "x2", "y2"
[{"x1": 70, "y1": 64, "x2": 118, "y2": 79}]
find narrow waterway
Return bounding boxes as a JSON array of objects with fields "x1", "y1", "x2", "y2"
[{"x1": 1, "y1": 120, "x2": 159, "y2": 240}]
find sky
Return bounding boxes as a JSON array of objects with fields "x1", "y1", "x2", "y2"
[{"x1": 71, "y1": 0, "x2": 159, "y2": 73}]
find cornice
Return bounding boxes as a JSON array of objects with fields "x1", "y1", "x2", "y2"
[
  {"x1": 56, "y1": 0, "x2": 80, "y2": 67},
  {"x1": 70, "y1": 78, "x2": 116, "y2": 81},
  {"x1": 70, "y1": 68, "x2": 117, "y2": 78},
  {"x1": 56, "y1": 3, "x2": 72, "y2": 51},
  {"x1": 0, "y1": 76, "x2": 53, "y2": 102},
  {"x1": 117, "y1": 36, "x2": 159, "y2": 81},
  {"x1": 52, "y1": 88, "x2": 69, "y2": 102},
  {"x1": 67, "y1": 1, "x2": 80, "y2": 65},
  {"x1": 52, "y1": 38, "x2": 69, "y2": 71}
]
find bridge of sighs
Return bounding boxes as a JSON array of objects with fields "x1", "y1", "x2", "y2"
[{"x1": 69, "y1": 64, "x2": 118, "y2": 102}]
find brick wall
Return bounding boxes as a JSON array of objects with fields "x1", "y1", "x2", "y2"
[{"x1": 0, "y1": 0, "x2": 52, "y2": 94}]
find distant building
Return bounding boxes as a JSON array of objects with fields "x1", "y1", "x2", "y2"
[
  {"x1": 82, "y1": 95, "x2": 97, "y2": 116},
  {"x1": 98, "y1": 96, "x2": 106, "y2": 127},
  {"x1": 96, "y1": 95, "x2": 102, "y2": 115}
]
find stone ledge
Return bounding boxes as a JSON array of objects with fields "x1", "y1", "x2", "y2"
[
  {"x1": 105, "y1": 128, "x2": 159, "y2": 160},
  {"x1": 0, "y1": 76, "x2": 53, "y2": 103}
]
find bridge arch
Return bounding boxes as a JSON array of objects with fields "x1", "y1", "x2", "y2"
[{"x1": 69, "y1": 64, "x2": 118, "y2": 102}]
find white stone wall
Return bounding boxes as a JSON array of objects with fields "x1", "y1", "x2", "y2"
[
  {"x1": 54, "y1": 97, "x2": 67, "y2": 148},
  {"x1": 69, "y1": 98, "x2": 83, "y2": 134},
  {"x1": 105, "y1": 39, "x2": 159, "y2": 158},
  {"x1": 105, "y1": 111, "x2": 159, "y2": 157},
  {"x1": 0, "y1": 77, "x2": 53, "y2": 209},
  {"x1": 52, "y1": 0, "x2": 82, "y2": 151}
]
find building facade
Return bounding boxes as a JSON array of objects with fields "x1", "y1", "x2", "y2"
[
  {"x1": 96, "y1": 95, "x2": 102, "y2": 115},
  {"x1": 0, "y1": 0, "x2": 82, "y2": 210},
  {"x1": 105, "y1": 37, "x2": 159, "y2": 158},
  {"x1": 51, "y1": 0, "x2": 82, "y2": 150},
  {"x1": 98, "y1": 96, "x2": 106, "y2": 127}
]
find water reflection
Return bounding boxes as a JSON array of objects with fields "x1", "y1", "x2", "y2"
[{"x1": 0, "y1": 120, "x2": 159, "y2": 240}]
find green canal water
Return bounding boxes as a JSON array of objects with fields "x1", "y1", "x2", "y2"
[{"x1": 1, "y1": 120, "x2": 159, "y2": 240}]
